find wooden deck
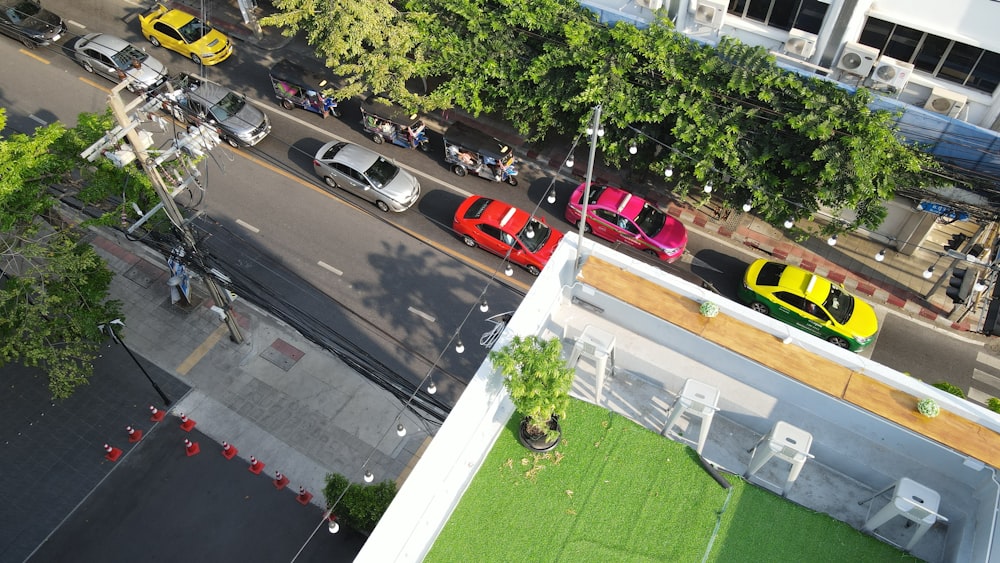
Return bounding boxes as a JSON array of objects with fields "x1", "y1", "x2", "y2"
[{"x1": 578, "y1": 256, "x2": 1000, "y2": 468}]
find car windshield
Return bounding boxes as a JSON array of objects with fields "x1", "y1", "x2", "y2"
[
  {"x1": 519, "y1": 219, "x2": 551, "y2": 253},
  {"x1": 209, "y1": 92, "x2": 244, "y2": 122},
  {"x1": 580, "y1": 185, "x2": 607, "y2": 205},
  {"x1": 365, "y1": 157, "x2": 399, "y2": 188},
  {"x1": 823, "y1": 286, "x2": 855, "y2": 324},
  {"x1": 757, "y1": 262, "x2": 786, "y2": 286},
  {"x1": 111, "y1": 44, "x2": 149, "y2": 70},
  {"x1": 633, "y1": 203, "x2": 666, "y2": 236},
  {"x1": 178, "y1": 18, "x2": 211, "y2": 43}
]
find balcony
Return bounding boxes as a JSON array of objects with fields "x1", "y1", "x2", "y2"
[{"x1": 359, "y1": 235, "x2": 1000, "y2": 562}]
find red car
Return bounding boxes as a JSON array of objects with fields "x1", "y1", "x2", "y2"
[
  {"x1": 453, "y1": 196, "x2": 563, "y2": 276},
  {"x1": 565, "y1": 183, "x2": 687, "y2": 263}
]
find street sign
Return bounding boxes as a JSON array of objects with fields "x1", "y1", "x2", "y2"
[{"x1": 918, "y1": 201, "x2": 969, "y2": 221}]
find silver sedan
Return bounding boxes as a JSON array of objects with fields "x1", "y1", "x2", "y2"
[{"x1": 312, "y1": 141, "x2": 421, "y2": 213}]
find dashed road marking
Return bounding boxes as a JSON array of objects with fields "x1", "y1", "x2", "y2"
[
  {"x1": 28, "y1": 114, "x2": 47, "y2": 125},
  {"x1": 317, "y1": 261, "x2": 343, "y2": 276},
  {"x1": 976, "y1": 351, "x2": 1000, "y2": 371},
  {"x1": 20, "y1": 49, "x2": 49, "y2": 64},
  {"x1": 80, "y1": 77, "x2": 110, "y2": 92},
  {"x1": 968, "y1": 387, "x2": 993, "y2": 404},
  {"x1": 236, "y1": 219, "x2": 260, "y2": 233},
  {"x1": 408, "y1": 306, "x2": 436, "y2": 323},
  {"x1": 973, "y1": 368, "x2": 1000, "y2": 389},
  {"x1": 67, "y1": 19, "x2": 86, "y2": 29}
]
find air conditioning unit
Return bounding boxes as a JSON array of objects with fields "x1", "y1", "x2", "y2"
[
  {"x1": 836, "y1": 42, "x2": 880, "y2": 77},
  {"x1": 694, "y1": 0, "x2": 727, "y2": 30},
  {"x1": 635, "y1": 0, "x2": 664, "y2": 9},
  {"x1": 783, "y1": 29, "x2": 818, "y2": 59},
  {"x1": 871, "y1": 56, "x2": 914, "y2": 91},
  {"x1": 924, "y1": 87, "x2": 968, "y2": 118}
]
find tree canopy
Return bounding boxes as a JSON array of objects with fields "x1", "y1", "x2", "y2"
[
  {"x1": 0, "y1": 109, "x2": 128, "y2": 399},
  {"x1": 263, "y1": 0, "x2": 936, "y2": 231}
]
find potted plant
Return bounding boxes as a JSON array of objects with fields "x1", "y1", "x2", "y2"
[
  {"x1": 489, "y1": 335, "x2": 574, "y2": 452},
  {"x1": 700, "y1": 301, "x2": 720, "y2": 318},
  {"x1": 916, "y1": 398, "x2": 941, "y2": 418}
]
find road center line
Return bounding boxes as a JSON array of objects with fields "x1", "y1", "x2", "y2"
[
  {"x1": 317, "y1": 261, "x2": 343, "y2": 276},
  {"x1": 408, "y1": 306, "x2": 437, "y2": 323},
  {"x1": 236, "y1": 219, "x2": 260, "y2": 233},
  {"x1": 28, "y1": 114, "x2": 47, "y2": 125},
  {"x1": 20, "y1": 49, "x2": 49, "y2": 64}
]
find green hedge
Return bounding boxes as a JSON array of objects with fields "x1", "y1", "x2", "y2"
[
  {"x1": 323, "y1": 472, "x2": 397, "y2": 533},
  {"x1": 987, "y1": 398, "x2": 1000, "y2": 414},
  {"x1": 932, "y1": 381, "x2": 965, "y2": 398}
]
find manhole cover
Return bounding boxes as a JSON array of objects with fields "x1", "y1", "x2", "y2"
[
  {"x1": 260, "y1": 338, "x2": 304, "y2": 372},
  {"x1": 123, "y1": 261, "x2": 166, "y2": 289}
]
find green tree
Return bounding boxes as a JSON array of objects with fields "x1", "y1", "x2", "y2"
[{"x1": 0, "y1": 109, "x2": 123, "y2": 398}]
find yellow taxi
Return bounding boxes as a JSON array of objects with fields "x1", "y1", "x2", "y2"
[
  {"x1": 738, "y1": 259, "x2": 878, "y2": 351},
  {"x1": 139, "y1": 4, "x2": 232, "y2": 66}
]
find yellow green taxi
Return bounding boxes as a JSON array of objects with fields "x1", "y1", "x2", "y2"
[
  {"x1": 738, "y1": 259, "x2": 878, "y2": 351},
  {"x1": 139, "y1": 4, "x2": 232, "y2": 66}
]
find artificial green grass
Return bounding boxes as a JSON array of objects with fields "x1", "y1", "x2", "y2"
[{"x1": 426, "y1": 399, "x2": 919, "y2": 563}]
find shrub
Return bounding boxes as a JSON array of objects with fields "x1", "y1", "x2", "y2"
[
  {"x1": 931, "y1": 381, "x2": 965, "y2": 398},
  {"x1": 323, "y1": 472, "x2": 398, "y2": 533},
  {"x1": 699, "y1": 301, "x2": 720, "y2": 318},
  {"x1": 916, "y1": 398, "x2": 941, "y2": 418},
  {"x1": 987, "y1": 398, "x2": 1000, "y2": 414}
]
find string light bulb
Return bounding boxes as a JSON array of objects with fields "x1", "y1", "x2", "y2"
[
  {"x1": 328, "y1": 516, "x2": 340, "y2": 534},
  {"x1": 427, "y1": 381, "x2": 437, "y2": 394},
  {"x1": 827, "y1": 234, "x2": 838, "y2": 246},
  {"x1": 455, "y1": 339, "x2": 465, "y2": 354},
  {"x1": 396, "y1": 423, "x2": 407, "y2": 437},
  {"x1": 742, "y1": 201, "x2": 753, "y2": 213},
  {"x1": 565, "y1": 155, "x2": 575, "y2": 168},
  {"x1": 525, "y1": 224, "x2": 535, "y2": 239},
  {"x1": 364, "y1": 470, "x2": 374, "y2": 483},
  {"x1": 628, "y1": 144, "x2": 638, "y2": 155},
  {"x1": 703, "y1": 182, "x2": 713, "y2": 194},
  {"x1": 922, "y1": 266, "x2": 935, "y2": 279},
  {"x1": 875, "y1": 249, "x2": 886, "y2": 262},
  {"x1": 664, "y1": 167, "x2": 673, "y2": 178},
  {"x1": 783, "y1": 218, "x2": 794, "y2": 229},
  {"x1": 547, "y1": 190, "x2": 556, "y2": 204},
  {"x1": 504, "y1": 263, "x2": 514, "y2": 276},
  {"x1": 480, "y1": 299, "x2": 489, "y2": 312}
]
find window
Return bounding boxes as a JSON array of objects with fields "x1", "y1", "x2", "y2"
[
  {"x1": 727, "y1": 0, "x2": 827, "y2": 33},
  {"x1": 154, "y1": 22, "x2": 182, "y2": 42},
  {"x1": 859, "y1": 17, "x2": 1000, "y2": 94}
]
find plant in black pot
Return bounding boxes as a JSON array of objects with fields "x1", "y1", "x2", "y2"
[{"x1": 489, "y1": 335, "x2": 574, "y2": 452}]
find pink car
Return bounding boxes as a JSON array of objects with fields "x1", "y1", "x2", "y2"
[{"x1": 565, "y1": 183, "x2": 687, "y2": 263}]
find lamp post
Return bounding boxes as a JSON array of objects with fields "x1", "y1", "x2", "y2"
[
  {"x1": 100, "y1": 319, "x2": 172, "y2": 406},
  {"x1": 575, "y1": 104, "x2": 603, "y2": 270}
]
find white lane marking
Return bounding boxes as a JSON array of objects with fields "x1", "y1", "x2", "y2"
[
  {"x1": 973, "y1": 368, "x2": 1000, "y2": 388},
  {"x1": 247, "y1": 97, "x2": 473, "y2": 198},
  {"x1": 408, "y1": 306, "x2": 436, "y2": 323},
  {"x1": 967, "y1": 387, "x2": 993, "y2": 403},
  {"x1": 67, "y1": 20, "x2": 86, "y2": 29},
  {"x1": 977, "y1": 351, "x2": 1000, "y2": 371},
  {"x1": 28, "y1": 114, "x2": 47, "y2": 125},
  {"x1": 236, "y1": 219, "x2": 260, "y2": 233},
  {"x1": 317, "y1": 261, "x2": 343, "y2": 276}
]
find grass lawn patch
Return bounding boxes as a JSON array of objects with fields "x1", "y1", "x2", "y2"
[{"x1": 426, "y1": 399, "x2": 917, "y2": 562}]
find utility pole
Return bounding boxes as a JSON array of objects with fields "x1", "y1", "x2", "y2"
[{"x1": 104, "y1": 81, "x2": 244, "y2": 344}]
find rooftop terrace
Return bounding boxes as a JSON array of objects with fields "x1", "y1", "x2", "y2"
[{"x1": 358, "y1": 234, "x2": 1000, "y2": 563}]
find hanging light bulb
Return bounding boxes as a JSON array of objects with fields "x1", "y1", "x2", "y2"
[
  {"x1": 597, "y1": 127, "x2": 605, "y2": 137},
  {"x1": 455, "y1": 339, "x2": 465, "y2": 354},
  {"x1": 427, "y1": 381, "x2": 437, "y2": 394},
  {"x1": 628, "y1": 144, "x2": 638, "y2": 155},
  {"x1": 363, "y1": 470, "x2": 374, "y2": 483},
  {"x1": 504, "y1": 263, "x2": 514, "y2": 276},
  {"x1": 525, "y1": 224, "x2": 535, "y2": 239},
  {"x1": 975, "y1": 281, "x2": 989, "y2": 293},
  {"x1": 875, "y1": 249, "x2": 886, "y2": 262},
  {"x1": 565, "y1": 155, "x2": 575, "y2": 168},
  {"x1": 783, "y1": 218, "x2": 794, "y2": 229},
  {"x1": 664, "y1": 167, "x2": 673, "y2": 178},
  {"x1": 547, "y1": 190, "x2": 556, "y2": 204},
  {"x1": 703, "y1": 182, "x2": 713, "y2": 194},
  {"x1": 479, "y1": 299, "x2": 489, "y2": 312},
  {"x1": 827, "y1": 234, "x2": 838, "y2": 246},
  {"x1": 922, "y1": 265, "x2": 935, "y2": 279},
  {"x1": 586, "y1": 126, "x2": 593, "y2": 136},
  {"x1": 396, "y1": 423, "x2": 407, "y2": 437},
  {"x1": 328, "y1": 517, "x2": 340, "y2": 534},
  {"x1": 742, "y1": 201, "x2": 753, "y2": 213}
]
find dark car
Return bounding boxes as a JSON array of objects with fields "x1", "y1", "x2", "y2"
[
  {"x1": 0, "y1": 0, "x2": 65, "y2": 48},
  {"x1": 162, "y1": 74, "x2": 270, "y2": 148}
]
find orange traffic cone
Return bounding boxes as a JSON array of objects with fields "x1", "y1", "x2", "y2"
[
  {"x1": 221, "y1": 441, "x2": 238, "y2": 460},
  {"x1": 183, "y1": 438, "x2": 200, "y2": 457},
  {"x1": 296, "y1": 486, "x2": 313, "y2": 505},
  {"x1": 178, "y1": 413, "x2": 196, "y2": 432},
  {"x1": 274, "y1": 471, "x2": 290, "y2": 490},
  {"x1": 248, "y1": 456, "x2": 265, "y2": 475},
  {"x1": 126, "y1": 426, "x2": 143, "y2": 443},
  {"x1": 104, "y1": 443, "x2": 123, "y2": 462},
  {"x1": 149, "y1": 405, "x2": 165, "y2": 422}
]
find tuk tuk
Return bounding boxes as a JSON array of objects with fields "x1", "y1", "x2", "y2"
[
  {"x1": 268, "y1": 59, "x2": 340, "y2": 118},
  {"x1": 360, "y1": 97, "x2": 429, "y2": 151},
  {"x1": 443, "y1": 122, "x2": 518, "y2": 186}
]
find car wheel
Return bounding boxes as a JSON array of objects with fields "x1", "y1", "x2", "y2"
[
  {"x1": 575, "y1": 220, "x2": 592, "y2": 234},
  {"x1": 323, "y1": 176, "x2": 337, "y2": 189},
  {"x1": 149, "y1": 36, "x2": 161, "y2": 47},
  {"x1": 280, "y1": 99, "x2": 295, "y2": 110},
  {"x1": 527, "y1": 265, "x2": 541, "y2": 276},
  {"x1": 226, "y1": 136, "x2": 239, "y2": 148},
  {"x1": 462, "y1": 236, "x2": 477, "y2": 248},
  {"x1": 750, "y1": 301, "x2": 770, "y2": 316},
  {"x1": 451, "y1": 165, "x2": 467, "y2": 177},
  {"x1": 505, "y1": 176, "x2": 518, "y2": 186},
  {"x1": 19, "y1": 36, "x2": 35, "y2": 49},
  {"x1": 190, "y1": 53, "x2": 202, "y2": 65},
  {"x1": 82, "y1": 61, "x2": 95, "y2": 74},
  {"x1": 372, "y1": 134, "x2": 384, "y2": 144},
  {"x1": 376, "y1": 201, "x2": 390, "y2": 213},
  {"x1": 644, "y1": 249, "x2": 659, "y2": 258},
  {"x1": 828, "y1": 336, "x2": 851, "y2": 349}
]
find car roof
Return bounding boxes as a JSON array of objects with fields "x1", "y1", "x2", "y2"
[
  {"x1": 479, "y1": 198, "x2": 528, "y2": 231},
  {"x1": 159, "y1": 9, "x2": 196, "y2": 27},
  {"x1": 595, "y1": 185, "x2": 645, "y2": 217},
  {"x1": 774, "y1": 262, "x2": 832, "y2": 300},
  {"x1": 331, "y1": 143, "x2": 379, "y2": 169},
  {"x1": 443, "y1": 122, "x2": 511, "y2": 158},
  {"x1": 187, "y1": 81, "x2": 232, "y2": 105},
  {"x1": 81, "y1": 33, "x2": 129, "y2": 53}
]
